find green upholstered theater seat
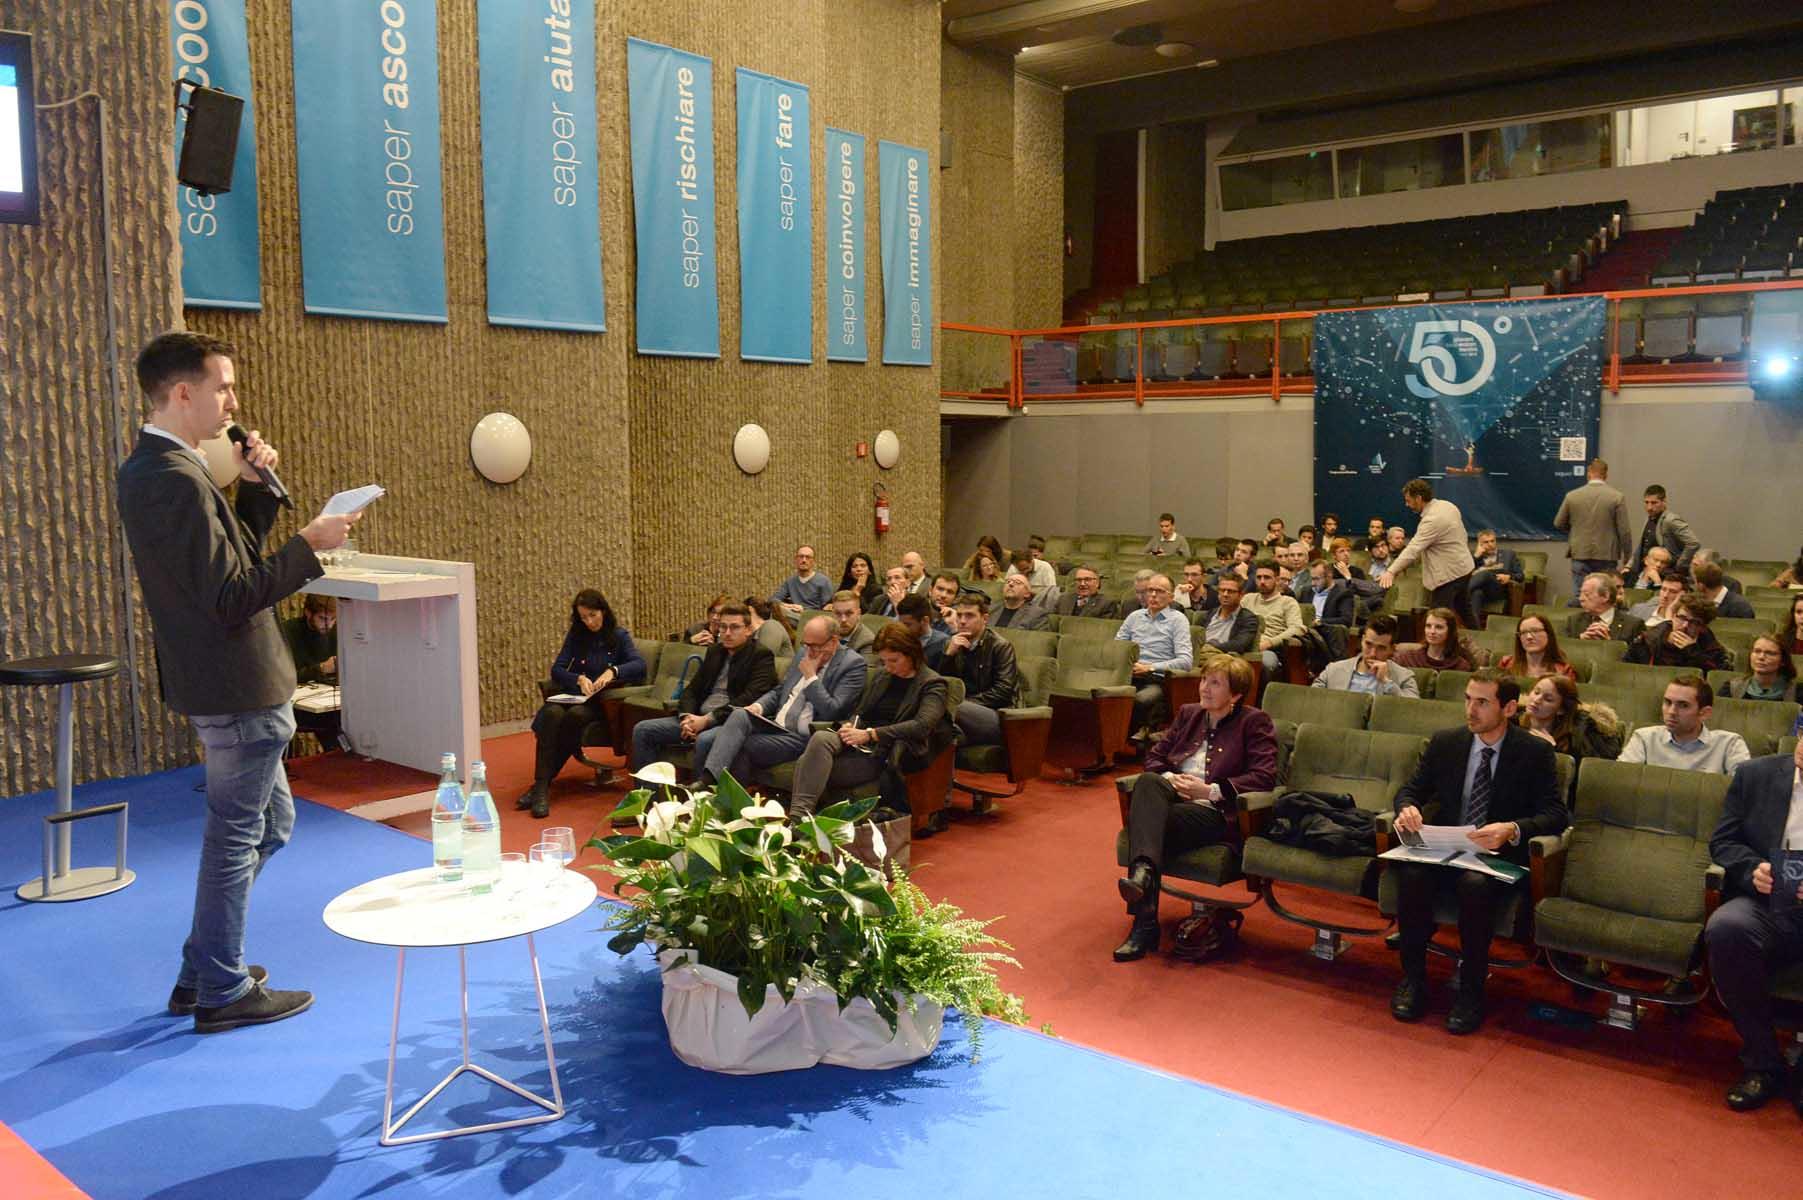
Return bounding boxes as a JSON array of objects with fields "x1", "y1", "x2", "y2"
[
  {"x1": 955, "y1": 656, "x2": 1054, "y2": 800},
  {"x1": 1590, "y1": 660, "x2": 1689, "y2": 693},
  {"x1": 1056, "y1": 615, "x2": 1124, "y2": 641},
  {"x1": 1366, "y1": 695, "x2": 1465, "y2": 738},
  {"x1": 993, "y1": 626, "x2": 1058, "y2": 658},
  {"x1": 1047, "y1": 638, "x2": 1138, "y2": 773},
  {"x1": 1560, "y1": 638, "x2": 1630, "y2": 682},
  {"x1": 1704, "y1": 696, "x2": 1800, "y2": 757}
]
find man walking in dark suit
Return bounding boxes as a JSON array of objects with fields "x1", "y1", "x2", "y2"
[
  {"x1": 1390, "y1": 669, "x2": 1567, "y2": 1034},
  {"x1": 1704, "y1": 741, "x2": 1803, "y2": 1113},
  {"x1": 118, "y1": 333, "x2": 358, "y2": 1033}
]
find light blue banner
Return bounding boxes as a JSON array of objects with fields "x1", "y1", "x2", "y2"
[
  {"x1": 290, "y1": 0, "x2": 447, "y2": 323},
  {"x1": 878, "y1": 140, "x2": 931, "y2": 366},
  {"x1": 626, "y1": 38, "x2": 718, "y2": 358},
  {"x1": 735, "y1": 68, "x2": 811, "y2": 364},
  {"x1": 824, "y1": 128, "x2": 865, "y2": 363},
  {"x1": 477, "y1": 0, "x2": 605, "y2": 332},
  {"x1": 171, "y1": 0, "x2": 261, "y2": 310}
]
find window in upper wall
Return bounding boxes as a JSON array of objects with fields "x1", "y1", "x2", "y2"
[
  {"x1": 1469, "y1": 113, "x2": 1613, "y2": 182},
  {"x1": 1335, "y1": 134, "x2": 1464, "y2": 199},
  {"x1": 1218, "y1": 151, "x2": 1334, "y2": 211},
  {"x1": 1617, "y1": 88, "x2": 1784, "y2": 165}
]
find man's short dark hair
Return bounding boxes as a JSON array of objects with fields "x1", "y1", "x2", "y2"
[
  {"x1": 1216, "y1": 574, "x2": 1243, "y2": 593},
  {"x1": 1299, "y1": 524, "x2": 1317, "y2": 539},
  {"x1": 932, "y1": 572, "x2": 960, "y2": 589},
  {"x1": 896, "y1": 593, "x2": 932, "y2": 619},
  {"x1": 1266, "y1": 517, "x2": 1284, "y2": 529},
  {"x1": 1402, "y1": 478, "x2": 1434, "y2": 503},
  {"x1": 717, "y1": 602, "x2": 752, "y2": 622},
  {"x1": 1253, "y1": 559, "x2": 1278, "y2": 575},
  {"x1": 1644, "y1": 484, "x2": 1667, "y2": 499},
  {"x1": 1658, "y1": 568, "x2": 1686, "y2": 585},
  {"x1": 1677, "y1": 593, "x2": 1717, "y2": 624},
  {"x1": 1073, "y1": 563, "x2": 1100, "y2": 578},
  {"x1": 1010, "y1": 554, "x2": 1033, "y2": 571},
  {"x1": 1236, "y1": 538, "x2": 1258, "y2": 555},
  {"x1": 1214, "y1": 537, "x2": 1237, "y2": 559},
  {"x1": 1159, "y1": 511, "x2": 1175, "y2": 523},
  {"x1": 1320, "y1": 512, "x2": 1339, "y2": 525},
  {"x1": 1475, "y1": 528, "x2": 1496, "y2": 540},
  {"x1": 1669, "y1": 673, "x2": 1713, "y2": 708},
  {"x1": 136, "y1": 331, "x2": 236, "y2": 400},
  {"x1": 1028, "y1": 534, "x2": 1046, "y2": 550},
  {"x1": 953, "y1": 592, "x2": 991, "y2": 613},
  {"x1": 1364, "y1": 613, "x2": 1398, "y2": 640},
  {"x1": 1468, "y1": 666, "x2": 1521, "y2": 706},
  {"x1": 1693, "y1": 561, "x2": 1724, "y2": 589},
  {"x1": 1183, "y1": 557, "x2": 1204, "y2": 570}
]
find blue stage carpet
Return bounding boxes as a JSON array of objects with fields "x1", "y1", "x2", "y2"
[{"x1": 0, "y1": 769, "x2": 1567, "y2": 1199}]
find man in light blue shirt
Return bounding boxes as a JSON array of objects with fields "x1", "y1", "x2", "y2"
[
  {"x1": 1619, "y1": 675, "x2": 1751, "y2": 775},
  {"x1": 1116, "y1": 573, "x2": 1193, "y2": 734}
]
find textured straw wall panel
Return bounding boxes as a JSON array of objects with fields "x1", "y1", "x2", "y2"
[{"x1": 0, "y1": 1, "x2": 185, "y2": 796}]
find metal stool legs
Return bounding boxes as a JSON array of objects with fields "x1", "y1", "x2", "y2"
[{"x1": 18, "y1": 681, "x2": 135, "y2": 902}]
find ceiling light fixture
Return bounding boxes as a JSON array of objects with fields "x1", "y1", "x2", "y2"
[
  {"x1": 1154, "y1": 41, "x2": 1196, "y2": 58},
  {"x1": 1196, "y1": 58, "x2": 1220, "y2": 69}
]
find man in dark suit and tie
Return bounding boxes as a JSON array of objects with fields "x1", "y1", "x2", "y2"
[
  {"x1": 1704, "y1": 741, "x2": 1803, "y2": 1112},
  {"x1": 1390, "y1": 669, "x2": 1567, "y2": 1034},
  {"x1": 117, "y1": 333, "x2": 358, "y2": 1033},
  {"x1": 1564, "y1": 572, "x2": 1646, "y2": 643},
  {"x1": 1054, "y1": 565, "x2": 1120, "y2": 619}
]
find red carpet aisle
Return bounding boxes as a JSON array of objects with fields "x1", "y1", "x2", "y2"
[{"x1": 289, "y1": 738, "x2": 1803, "y2": 1199}]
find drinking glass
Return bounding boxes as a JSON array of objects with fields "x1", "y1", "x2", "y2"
[
  {"x1": 339, "y1": 537, "x2": 358, "y2": 567},
  {"x1": 497, "y1": 852, "x2": 527, "y2": 903},
  {"x1": 542, "y1": 826, "x2": 577, "y2": 871},
  {"x1": 528, "y1": 843, "x2": 562, "y2": 891}
]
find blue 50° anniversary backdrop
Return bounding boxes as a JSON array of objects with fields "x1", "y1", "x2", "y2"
[{"x1": 1312, "y1": 297, "x2": 1606, "y2": 540}]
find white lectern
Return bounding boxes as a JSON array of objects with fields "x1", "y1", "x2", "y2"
[{"x1": 301, "y1": 554, "x2": 480, "y2": 778}]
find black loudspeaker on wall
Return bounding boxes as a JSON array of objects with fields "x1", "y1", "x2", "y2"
[{"x1": 175, "y1": 83, "x2": 243, "y2": 195}]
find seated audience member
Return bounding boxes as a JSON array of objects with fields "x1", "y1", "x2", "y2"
[
  {"x1": 1721, "y1": 635, "x2": 1798, "y2": 702},
  {"x1": 830, "y1": 589, "x2": 878, "y2": 662},
  {"x1": 1144, "y1": 512, "x2": 1191, "y2": 558},
  {"x1": 681, "y1": 593, "x2": 735, "y2": 645},
  {"x1": 1116, "y1": 573, "x2": 1194, "y2": 733},
  {"x1": 1211, "y1": 537, "x2": 1238, "y2": 576},
  {"x1": 928, "y1": 572, "x2": 962, "y2": 632},
  {"x1": 1630, "y1": 545, "x2": 1674, "y2": 591},
  {"x1": 991, "y1": 572, "x2": 1049, "y2": 632},
  {"x1": 969, "y1": 552, "x2": 1002, "y2": 582},
  {"x1": 1056, "y1": 565, "x2": 1120, "y2": 619},
  {"x1": 523, "y1": 590, "x2": 648, "y2": 817},
  {"x1": 1497, "y1": 614, "x2": 1577, "y2": 681},
  {"x1": 838, "y1": 552, "x2": 882, "y2": 614},
  {"x1": 1318, "y1": 513, "x2": 1341, "y2": 543},
  {"x1": 1262, "y1": 516, "x2": 1288, "y2": 548},
  {"x1": 1201, "y1": 575, "x2": 1261, "y2": 653},
  {"x1": 1517, "y1": 674, "x2": 1624, "y2": 791},
  {"x1": 1626, "y1": 593, "x2": 1731, "y2": 671},
  {"x1": 1692, "y1": 559, "x2": 1756, "y2": 620},
  {"x1": 745, "y1": 597, "x2": 795, "y2": 657},
  {"x1": 1366, "y1": 536, "x2": 1394, "y2": 571},
  {"x1": 783, "y1": 624, "x2": 951, "y2": 820},
  {"x1": 1702, "y1": 737, "x2": 1803, "y2": 1112},
  {"x1": 1011, "y1": 551, "x2": 1059, "y2": 606},
  {"x1": 1629, "y1": 569, "x2": 1686, "y2": 629},
  {"x1": 1387, "y1": 525, "x2": 1409, "y2": 558},
  {"x1": 771, "y1": 544, "x2": 832, "y2": 618},
  {"x1": 1783, "y1": 594, "x2": 1803, "y2": 656},
  {"x1": 283, "y1": 593, "x2": 338, "y2": 686},
  {"x1": 1113, "y1": 655, "x2": 1277, "y2": 961},
  {"x1": 1691, "y1": 547, "x2": 1743, "y2": 594},
  {"x1": 1618, "y1": 674, "x2": 1750, "y2": 774},
  {"x1": 1327, "y1": 536, "x2": 1367, "y2": 582},
  {"x1": 1565, "y1": 572, "x2": 1646, "y2": 643},
  {"x1": 1356, "y1": 516, "x2": 1388, "y2": 552},
  {"x1": 1297, "y1": 525, "x2": 1321, "y2": 558},
  {"x1": 1394, "y1": 606, "x2": 1483, "y2": 672},
  {"x1": 1172, "y1": 558, "x2": 1216, "y2": 613},
  {"x1": 1390, "y1": 670, "x2": 1566, "y2": 1034},
  {"x1": 1766, "y1": 546, "x2": 1803, "y2": 589},
  {"x1": 629, "y1": 602, "x2": 778, "y2": 773},
  {"x1": 871, "y1": 566, "x2": 910, "y2": 617},
  {"x1": 1301, "y1": 559, "x2": 1357, "y2": 627},
  {"x1": 692, "y1": 615, "x2": 867, "y2": 789},
  {"x1": 1025, "y1": 535, "x2": 1061, "y2": 594},
  {"x1": 895, "y1": 592, "x2": 952, "y2": 664},
  {"x1": 1214, "y1": 538, "x2": 1258, "y2": 585},
  {"x1": 963, "y1": 535, "x2": 1006, "y2": 577},
  {"x1": 901, "y1": 550, "x2": 930, "y2": 594},
  {"x1": 1314, "y1": 613, "x2": 1420, "y2": 697},
  {"x1": 938, "y1": 593, "x2": 1019, "y2": 748},
  {"x1": 1244, "y1": 560, "x2": 1306, "y2": 676},
  {"x1": 1276, "y1": 541, "x2": 1310, "y2": 596},
  {"x1": 1468, "y1": 529, "x2": 1523, "y2": 612},
  {"x1": 1120, "y1": 568, "x2": 1156, "y2": 615}
]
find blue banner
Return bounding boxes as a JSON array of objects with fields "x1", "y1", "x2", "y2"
[
  {"x1": 735, "y1": 69, "x2": 811, "y2": 364},
  {"x1": 171, "y1": 0, "x2": 261, "y2": 310},
  {"x1": 290, "y1": 0, "x2": 447, "y2": 323},
  {"x1": 824, "y1": 128, "x2": 866, "y2": 363},
  {"x1": 626, "y1": 38, "x2": 718, "y2": 358},
  {"x1": 1313, "y1": 297, "x2": 1606, "y2": 539},
  {"x1": 477, "y1": 0, "x2": 605, "y2": 332},
  {"x1": 878, "y1": 140, "x2": 931, "y2": 366}
]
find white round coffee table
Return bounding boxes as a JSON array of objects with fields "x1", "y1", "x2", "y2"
[{"x1": 323, "y1": 862, "x2": 598, "y2": 1145}]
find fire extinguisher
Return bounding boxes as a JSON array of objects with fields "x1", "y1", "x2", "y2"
[{"x1": 873, "y1": 484, "x2": 891, "y2": 536}]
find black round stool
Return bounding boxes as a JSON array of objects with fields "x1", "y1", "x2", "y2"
[{"x1": 0, "y1": 653, "x2": 135, "y2": 902}]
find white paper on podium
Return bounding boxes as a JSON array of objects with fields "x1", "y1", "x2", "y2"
[{"x1": 323, "y1": 484, "x2": 386, "y2": 516}]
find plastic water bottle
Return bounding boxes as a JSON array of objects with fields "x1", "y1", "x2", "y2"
[
  {"x1": 461, "y1": 760, "x2": 501, "y2": 894},
  {"x1": 430, "y1": 753, "x2": 464, "y2": 883}
]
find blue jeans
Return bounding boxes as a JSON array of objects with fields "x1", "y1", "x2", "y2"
[
  {"x1": 696, "y1": 707, "x2": 809, "y2": 785},
  {"x1": 177, "y1": 703, "x2": 297, "y2": 1007},
  {"x1": 630, "y1": 713, "x2": 691, "y2": 771}
]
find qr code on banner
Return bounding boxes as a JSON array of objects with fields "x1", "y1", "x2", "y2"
[{"x1": 1558, "y1": 437, "x2": 1587, "y2": 462}]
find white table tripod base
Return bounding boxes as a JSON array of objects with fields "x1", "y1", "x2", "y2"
[{"x1": 381, "y1": 934, "x2": 565, "y2": 1145}]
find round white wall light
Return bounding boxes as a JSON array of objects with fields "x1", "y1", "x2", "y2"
[
  {"x1": 470, "y1": 412, "x2": 533, "y2": 484},
  {"x1": 733, "y1": 423, "x2": 771, "y2": 474},
  {"x1": 873, "y1": 429, "x2": 901, "y2": 469}
]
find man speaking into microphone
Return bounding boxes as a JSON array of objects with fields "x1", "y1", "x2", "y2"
[{"x1": 117, "y1": 332, "x2": 359, "y2": 1033}]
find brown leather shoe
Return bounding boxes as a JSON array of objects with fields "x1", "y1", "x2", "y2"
[{"x1": 168, "y1": 965, "x2": 267, "y2": 1016}]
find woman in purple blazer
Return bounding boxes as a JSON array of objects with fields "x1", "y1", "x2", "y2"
[{"x1": 1113, "y1": 654, "x2": 1278, "y2": 962}]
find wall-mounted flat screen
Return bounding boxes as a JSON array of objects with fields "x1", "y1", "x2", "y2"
[{"x1": 1, "y1": 30, "x2": 40, "y2": 225}]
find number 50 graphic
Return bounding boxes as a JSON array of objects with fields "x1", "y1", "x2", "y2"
[{"x1": 1404, "y1": 319, "x2": 1498, "y2": 399}]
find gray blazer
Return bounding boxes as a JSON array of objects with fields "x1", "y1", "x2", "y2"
[
  {"x1": 1311, "y1": 656, "x2": 1420, "y2": 698},
  {"x1": 1641, "y1": 510, "x2": 1700, "y2": 575},
  {"x1": 1553, "y1": 480, "x2": 1632, "y2": 563},
  {"x1": 116, "y1": 434, "x2": 322, "y2": 716},
  {"x1": 752, "y1": 645, "x2": 868, "y2": 726}
]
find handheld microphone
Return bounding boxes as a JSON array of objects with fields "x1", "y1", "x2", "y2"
[{"x1": 226, "y1": 424, "x2": 294, "y2": 509}]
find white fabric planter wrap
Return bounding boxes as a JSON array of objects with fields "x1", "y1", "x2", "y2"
[{"x1": 658, "y1": 949, "x2": 944, "y2": 1074}]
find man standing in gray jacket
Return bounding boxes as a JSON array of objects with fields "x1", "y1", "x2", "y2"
[
  {"x1": 1636, "y1": 484, "x2": 1700, "y2": 579},
  {"x1": 118, "y1": 333, "x2": 358, "y2": 1033},
  {"x1": 1552, "y1": 458, "x2": 1633, "y2": 601}
]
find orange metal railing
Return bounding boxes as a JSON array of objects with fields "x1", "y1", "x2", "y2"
[{"x1": 939, "y1": 279, "x2": 1803, "y2": 410}]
